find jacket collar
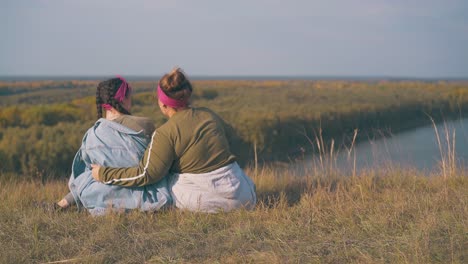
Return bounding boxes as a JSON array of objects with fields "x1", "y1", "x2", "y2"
[{"x1": 94, "y1": 118, "x2": 144, "y2": 135}]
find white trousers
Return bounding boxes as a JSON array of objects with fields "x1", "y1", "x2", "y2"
[{"x1": 169, "y1": 162, "x2": 257, "y2": 213}]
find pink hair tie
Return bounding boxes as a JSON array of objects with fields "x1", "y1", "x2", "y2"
[
  {"x1": 101, "y1": 103, "x2": 113, "y2": 110},
  {"x1": 101, "y1": 75, "x2": 131, "y2": 111},
  {"x1": 114, "y1": 75, "x2": 131, "y2": 102},
  {"x1": 157, "y1": 84, "x2": 188, "y2": 108}
]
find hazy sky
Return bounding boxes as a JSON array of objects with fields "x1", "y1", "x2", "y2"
[{"x1": 1, "y1": 0, "x2": 467, "y2": 77}]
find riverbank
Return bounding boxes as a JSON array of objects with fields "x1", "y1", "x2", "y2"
[{"x1": 1, "y1": 167, "x2": 466, "y2": 263}]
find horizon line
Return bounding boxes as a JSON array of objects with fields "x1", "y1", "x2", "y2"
[{"x1": 0, "y1": 74, "x2": 467, "y2": 82}]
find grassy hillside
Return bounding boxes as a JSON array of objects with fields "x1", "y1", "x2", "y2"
[{"x1": 0, "y1": 167, "x2": 466, "y2": 263}]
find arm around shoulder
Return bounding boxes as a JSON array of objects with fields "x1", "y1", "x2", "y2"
[{"x1": 98, "y1": 130, "x2": 175, "y2": 187}]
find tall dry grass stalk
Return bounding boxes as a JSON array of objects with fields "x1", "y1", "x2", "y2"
[
  {"x1": 299, "y1": 125, "x2": 359, "y2": 179},
  {"x1": 254, "y1": 141, "x2": 258, "y2": 178},
  {"x1": 305, "y1": 126, "x2": 340, "y2": 177},
  {"x1": 429, "y1": 116, "x2": 458, "y2": 179},
  {"x1": 345, "y1": 129, "x2": 359, "y2": 177}
]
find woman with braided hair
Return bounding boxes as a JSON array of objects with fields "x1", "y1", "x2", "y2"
[
  {"x1": 56, "y1": 76, "x2": 171, "y2": 215},
  {"x1": 92, "y1": 68, "x2": 256, "y2": 213}
]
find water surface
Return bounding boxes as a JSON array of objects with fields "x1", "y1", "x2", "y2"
[{"x1": 296, "y1": 118, "x2": 468, "y2": 174}]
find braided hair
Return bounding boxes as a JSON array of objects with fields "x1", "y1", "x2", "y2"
[{"x1": 95, "y1": 78, "x2": 131, "y2": 119}]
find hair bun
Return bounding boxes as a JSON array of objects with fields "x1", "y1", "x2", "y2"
[{"x1": 159, "y1": 67, "x2": 193, "y2": 100}]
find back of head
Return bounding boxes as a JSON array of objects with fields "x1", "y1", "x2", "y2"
[
  {"x1": 159, "y1": 68, "x2": 193, "y2": 101},
  {"x1": 96, "y1": 78, "x2": 131, "y2": 118}
]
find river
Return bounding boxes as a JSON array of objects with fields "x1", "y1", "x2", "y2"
[{"x1": 295, "y1": 118, "x2": 468, "y2": 174}]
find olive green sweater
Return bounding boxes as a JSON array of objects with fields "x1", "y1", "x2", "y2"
[
  {"x1": 113, "y1": 115, "x2": 155, "y2": 137},
  {"x1": 98, "y1": 107, "x2": 236, "y2": 187}
]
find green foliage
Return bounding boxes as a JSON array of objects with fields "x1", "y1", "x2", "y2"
[
  {"x1": 0, "y1": 123, "x2": 88, "y2": 176},
  {"x1": 0, "y1": 104, "x2": 85, "y2": 128},
  {"x1": 0, "y1": 79, "x2": 467, "y2": 176},
  {"x1": 0, "y1": 106, "x2": 21, "y2": 127},
  {"x1": 193, "y1": 88, "x2": 219, "y2": 100}
]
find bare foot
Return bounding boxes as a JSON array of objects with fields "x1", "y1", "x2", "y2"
[{"x1": 57, "y1": 199, "x2": 70, "y2": 208}]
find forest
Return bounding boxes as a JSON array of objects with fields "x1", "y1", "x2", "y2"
[{"x1": 0, "y1": 79, "x2": 467, "y2": 178}]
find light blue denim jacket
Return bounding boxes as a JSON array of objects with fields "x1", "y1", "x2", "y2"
[{"x1": 68, "y1": 118, "x2": 171, "y2": 215}]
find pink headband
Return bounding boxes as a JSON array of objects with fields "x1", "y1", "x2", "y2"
[
  {"x1": 102, "y1": 75, "x2": 131, "y2": 110},
  {"x1": 157, "y1": 84, "x2": 189, "y2": 108}
]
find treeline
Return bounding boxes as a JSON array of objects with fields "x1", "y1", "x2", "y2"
[
  {"x1": 0, "y1": 80, "x2": 96, "y2": 96},
  {"x1": 0, "y1": 80, "x2": 467, "y2": 178},
  {"x1": 0, "y1": 104, "x2": 86, "y2": 127},
  {"x1": 0, "y1": 80, "x2": 156, "y2": 106}
]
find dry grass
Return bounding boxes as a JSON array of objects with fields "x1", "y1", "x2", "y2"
[{"x1": 0, "y1": 166, "x2": 466, "y2": 263}]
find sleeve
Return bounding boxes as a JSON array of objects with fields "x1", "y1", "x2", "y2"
[{"x1": 97, "y1": 130, "x2": 175, "y2": 187}]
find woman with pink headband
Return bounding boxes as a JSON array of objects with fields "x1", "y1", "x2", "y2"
[
  {"x1": 55, "y1": 77, "x2": 171, "y2": 214},
  {"x1": 91, "y1": 68, "x2": 256, "y2": 212}
]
